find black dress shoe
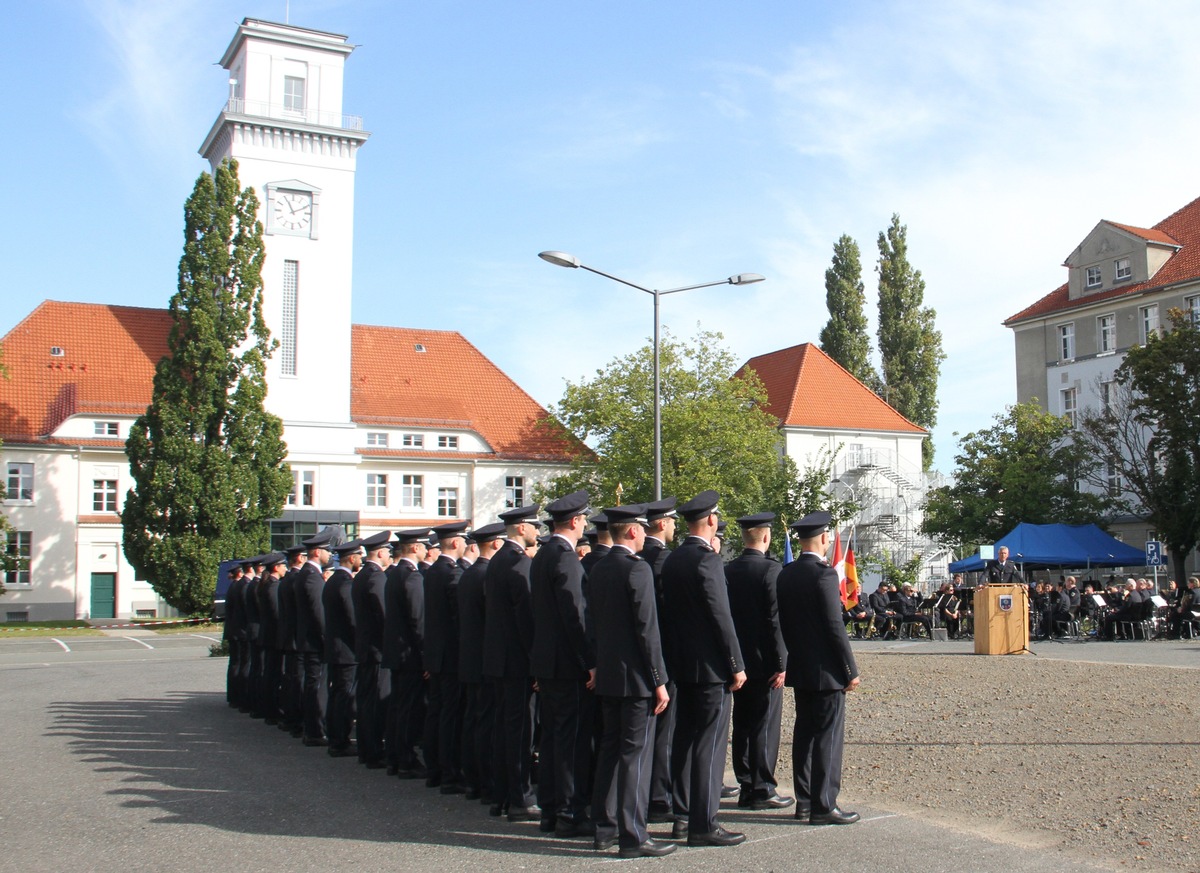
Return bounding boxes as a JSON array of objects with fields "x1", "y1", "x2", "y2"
[
  {"x1": 439, "y1": 782, "x2": 466, "y2": 795},
  {"x1": 750, "y1": 793, "x2": 796, "y2": 810},
  {"x1": 809, "y1": 807, "x2": 860, "y2": 825},
  {"x1": 687, "y1": 825, "x2": 746, "y2": 847},
  {"x1": 619, "y1": 839, "x2": 677, "y2": 858},
  {"x1": 488, "y1": 802, "x2": 508, "y2": 817},
  {"x1": 398, "y1": 767, "x2": 427, "y2": 780},
  {"x1": 364, "y1": 760, "x2": 386, "y2": 770},
  {"x1": 736, "y1": 787, "x2": 753, "y2": 808},
  {"x1": 507, "y1": 805, "x2": 540, "y2": 822},
  {"x1": 670, "y1": 820, "x2": 688, "y2": 840},
  {"x1": 647, "y1": 802, "x2": 673, "y2": 823},
  {"x1": 538, "y1": 816, "x2": 557, "y2": 833},
  {"x1": 593, "y1": 836, "x2": 616, "y2": 851},
  {"x1": 425, "y1": 775, "x2": 442, "y2": 788},
  {"x1": 555, "y1": 818, "x2": 595, "y2": 838},
  {"x1": 264, "y1": 717, "x2": 278, "y2": 725},
  {"x1": 386, "y1": 765, "x2": 399, "y2": 776},
  {"x1": 302, "y1": 736, "x2": 328, "y2": 747},
  {"x1": 720, "y1": 784, "x2": 740, "y2": 799},
  {"x1": 464, "y1": 788, "x2": 482, "y2": 801},
  {"x1": 793, "y1": 804, "x2": 812, "y2": 822},
  {"x1": 327, "y1": 746, "x2": 355, "y2": 758}
]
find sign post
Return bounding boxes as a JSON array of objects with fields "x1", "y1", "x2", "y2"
[{"x1": 1146, "y1": 540, "x2": 1164, "y2": 590}]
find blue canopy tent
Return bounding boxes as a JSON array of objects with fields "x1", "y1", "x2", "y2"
[{"x1": 949, "y1": 523, "x2": 1146, "y2": 573}]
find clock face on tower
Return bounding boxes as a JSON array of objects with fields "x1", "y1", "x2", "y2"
[{"x1": 272, "y1": 189, "x2": 313, "y2": 234}]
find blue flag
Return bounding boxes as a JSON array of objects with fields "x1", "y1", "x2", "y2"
[{"x1": 783, "y1": 533, "x2": 794, "y2": 565}]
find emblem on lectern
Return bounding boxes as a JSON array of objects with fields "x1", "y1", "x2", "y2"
[{"x1": 998, "y1": 595, "x2": 1013, "y2": 612}]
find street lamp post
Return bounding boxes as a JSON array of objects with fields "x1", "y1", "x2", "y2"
[{"x1": 538, "y1": 250, "x2": 764, "y2": 500}]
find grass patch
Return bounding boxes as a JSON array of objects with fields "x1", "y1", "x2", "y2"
[
  {"x1": 141, "y1": 620, "x2": 224, "y2": 635},
  {"x1": 0, "y1": 624, "x2": 102, "y2": 638}
]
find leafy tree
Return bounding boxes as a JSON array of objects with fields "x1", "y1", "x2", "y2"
[
  {"x1": 541, "y1": 328, "x2": 804, "y2": 556},
  {"x1": 819, "y1": 234, "x2": 879, "y2": 389},
  {"x1": 876, "y1": 214, "x2": 945, "y2": 469},
  {"x1": 921, "y1": 401, "x2": 1118, "y2": 555},
  {"x1": 1076, "y1": 308, "x2": 1200, "y2": 587},
  {"x1": 123, "y1": 159, "x2": 292, "y2": 615}
]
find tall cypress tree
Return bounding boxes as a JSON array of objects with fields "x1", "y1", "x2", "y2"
[
  {"x1": 123, "y1": 158, "x2": 292, "y2": 615},
  {"x1": 876, "y1": 213, "x2": 944, "y2": 470},
  {"x1": 819, "y1": 234, "x2": 879, "y2": 389}
]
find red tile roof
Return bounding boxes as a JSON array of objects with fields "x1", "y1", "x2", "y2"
[
  {"x1": 1007, "y1": 196, "x2": 1200, "y2": 325},
  {"x1": 737, "y1": 343, "x2": 925, "y2": 434},
  {"x1": 1, "y1": 302, "x2": 584, "y2": 462}
]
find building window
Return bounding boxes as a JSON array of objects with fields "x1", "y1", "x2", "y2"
[
  {"x1": 1099, "y1": 380, "x2": 1115, "y2": 415},
  {"x1": 1187, "y1": 295, "x2": 1200, "y2": 327},
  {"x1": 366, "y1": 473, "x2": 388, "y2": 507},
  {"x1": 5, "y1": 531, "x2": 31, "y2": 587},
  {"x1": 401, "y1": 434, "x2": 424, "y2": 448},
  {"x1": 505, "y1": 476, "x2": 525, "y2": 509},
  {"x1": 1140, "y1": 304, "x2": 1159, "y2": 343},
  {"x1": 1097, "y1": 314, "x2": 1116, "y2": 353},
  {"x1": 281, "y1": 260, "x2": 298, "y2": 376},
  {"x1": 92, "y1": 479, "x2": 118, "y2": 513},
  {"x1": 1085, "y1": 266, "x2": 1102, "y2": 288},
  {"x1": 283, "y1": 75, "x2": 306, "y2": 112},
  {"x1": 6, "y1": 462, "x2": 33, "y2": 501},
  {"x1": 437, "y1": 487, "x2": 459, "y2": 517},
  {"x1": 288, "y1": 470, "x2": 315, "y2": 507},
  {"x1": 94, "y1": 421, "x2": 118, "y2": 436},
  {"x1": 1058, "y1": 323, "x2": 1075, "y2": 361},
  {"x1": 366, "y1": 432, "x2": 389, "y2": 447},
  {"x1": 1114, "y1": 258, "x2": 1131, "y2": 281},
  {"x1": 1061, "y1": 387, "x2": 1077, "y2": 427},
  {"x1": 1106, "y1": 460, "x2": 1122, "y2": 496},
  {"x1": 401, "y1": 475, "x2": 423, "y2": 508},
  {"x1": 437, "y1": 435, "x2": 459, "y2": 449}
]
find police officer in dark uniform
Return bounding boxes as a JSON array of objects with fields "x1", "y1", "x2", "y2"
[
  {"x1": 256, "y1": 552, "x2": 286, "y2": 725},
  {"x1": 660, "y1": 490, "x2": 747, "y2": 847},
  {"x1": 351, "y1": 530, "x2": 392, "y2": 768},
  {"x1": 482, "y1": 504, "x2": 542, "y2": 821},
  {"x1": 424, "y1": 520, "x2": 471, "y2": 792},
  {"x1": 241, "y1": 558, "x2": 264, "y2": 716},
  {"x1": 776, "y1": 510, "x2": 861, "y2": 825},
  {"x1": 277, "y1": 545, "x2": 306, "y2": 737},
  {"x1": 986, "y1": 546, "x2": 1023, "y2": 585},
  {"x1": 580, "y1": 514, "x2": 611, "y2": 576},
  {"x1": 588, "y1": 503, "x2": 675, "y2": 859},
  {"x1": 458, "y1": 522, "x2": 506, "y2": 801},
  {"x1": 724, "y1": 512, "x2": 792, "y2": 810},
  {"x1": 296, "y1": 528, "x2": 335, "y2": 746},
  {"x1": 324, "y1": 538, "x2": 362, "y2": 756},
  {"x1": 223, "y1": 563, "x2": 247, "y2": 708},
  {"x1": 530, "y1": 490, "x2": 595, "y2": 837},
  {"x1": 638, "y1": 497, "x2": 678, "y2": 823},
  {"x1": 382, "y1": 528, "x2": 429, "y2": 776}
]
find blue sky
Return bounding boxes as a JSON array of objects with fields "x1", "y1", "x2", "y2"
[{"x1": 6, "y1": 0, "x2": 1200, "y2": 473}]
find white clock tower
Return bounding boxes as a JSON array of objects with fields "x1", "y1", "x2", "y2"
[{"x1": 199, "y1": 18, "x2": 369, "y2": 431}]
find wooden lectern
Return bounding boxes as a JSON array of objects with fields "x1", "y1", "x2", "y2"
[{"x1": 974, "y1": 584, "x2": 1030, "y2": 655}]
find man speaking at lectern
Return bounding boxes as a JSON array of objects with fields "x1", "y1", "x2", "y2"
[{"x1": 985, "y1": 546, "x2": 1023, "y2": 585}]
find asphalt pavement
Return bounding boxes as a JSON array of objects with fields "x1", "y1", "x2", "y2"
[{"x1": 4, "y1": 633, "x2": 1188, "y2": 873}]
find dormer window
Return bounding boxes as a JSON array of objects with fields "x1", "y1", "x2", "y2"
[
  {"x1": 438, "y1": 435, "x2": 459, "y2": 449},
  {"x1": 1114, "y1": 258, "x2": 1131, "y2": 281},
  {"x1": 1085, "y1": 266, "x2": 1102, "y2": 289},
  {"x1": 94, "y1": 421, "x2": 118, "y2": 437},
  {"x1": 366, "y1": 432, "x2": 388, "y2": 447}
]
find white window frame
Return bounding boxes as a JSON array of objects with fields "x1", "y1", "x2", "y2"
[
  {"x1": 1187, "y1": 295, "x2": 1200, "y2": 327},
  {"x1": 94, "y1": 421, "x2": 118, "y2": 436},
  {"x1": 437, "y1": 435, "x2": 459, "y2": 449},
  {"x1": 1140, "y1": 304, "x2": 1159, "y2": 344},
  {"x1": 1106, "y1": 460, "x2": 1123, "y2": 496},
  {"x1": 4, "y1": 531, "x2": 31, "y2": 587},
  {"x1": 1099, "y1": 380, "x2": 1115, "y2": 415},
  {"x1": 366, "y1": 473, "x2": 388, "y2": 508},
  {"x1": 1114, "y1": 258, "x2": 1131, "y2": 281},
  {"x1": 505, "y1": 475, "x2": 525, "y2": 509},
  {"x1": 1062, "y1": 387, "x2": 1077, "y2": 428},
  {"x1": 288, "y1": 469, "x2": 315, "y2": 507},
  {"x1": 6, "y1": 462, "x2": 33, "y2": 502},
  {"x1": 1058, "y1": 323, "x2": 1075, "y2": 361},
  {"x1": 1097, "y1": 314, "x2": 1116, "y2": 353},
  {"x1": 283, "y1": 75, "x2": 306, "y2": 113},
  {"x1": 1085, "y1": 266, "x2": 1102, "y2": 288},
  {"x1": 437, "y1": 487, "x2": 459, "y2": 518},
  {"x1": 366, "y1": 432, "x2": 389, "y2": 447},
  {"x1": 401, "y1": 474, "x2": 423, "y2": 509},
  {"x1": 401, "y1": 434, "x2": 424, "y2": 449},
  {"x1": 92, "y1": 479, "x2": 118, "y2": 513}
]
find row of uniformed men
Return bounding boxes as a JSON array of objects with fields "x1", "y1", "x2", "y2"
[{"x1": 221, "y1": 490, "x2": 860, "y2": 858}]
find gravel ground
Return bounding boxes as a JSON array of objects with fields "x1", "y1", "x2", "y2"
[{"x1": 777, "y1": 652, "x2": 1200, "y2": 872}]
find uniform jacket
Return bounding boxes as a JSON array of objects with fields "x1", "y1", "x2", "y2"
[
  {"x1": 294, "y1": 562, "x2": 326, "y2": 654},
  {"x1": 256, "y1": 574, "x2": 281, "y2": 651},
  {"x1": 456, "y1": 556, "x2": 490, "y2": 683},
  {"x1": 277, "y1": 567, "x2": 299, "y2": 652},
  {"x1": 322, "y1": 566, "x2": 357, "y2": 665},
  {"x1": 660, "y1": 536, "x2": 744, "y2": 684},
  {"x1": 777, "y1": 553, "x2": 858, "y2": 691},
  {"x1": 530, "y1": 536, "x2": 593, "y2": 680},
  {"x1": 223, "y1": 577, "x2": 246, "y2": 643},
  {"x1": 351, "y1": 560, "x2": 388, "y2": 664},
  {"x1": 482, "y1": 540, "x2": 535, "y2": 679},
  {"x1": 723, "y1": 548, "x2": 786, "y2": 679},
  {"x1": 382, "y1": 560, "x2": 424, "y2": 672},
  {"x1": 986, "y1": 559, "x2": 1023, "y2": 584},
  {"x1": 587, "y1": 547, "x2": 667, "y2": 697},
  {"x1": 580, "y1": 544, "x2": 610, "y2": 576},
  {"x1": 423, "y1": 554, "x2": 463, "y2": 674},
  {"x1": 242, "y1": 576, "x2": 262, "y2": 645}
]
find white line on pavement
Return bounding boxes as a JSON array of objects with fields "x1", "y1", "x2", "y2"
[
  {"x1": 121, "y1": 635, "x2": 155, "y2": 649},
  {"x1": 50, "y1": 638, "x2": 71, "y2": 652},
  {"x1": 191, "y1": 634, "x2": 222, "y2": 643}
]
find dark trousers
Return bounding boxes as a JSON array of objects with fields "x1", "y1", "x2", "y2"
[
  {"x1": 537, "y1": 677, "x2": 595, "y2": 822},
  {"x1": 300, "y1": 652, "x2": 327, "y2": 741},
  {"x1": 491, "y1": 677, "x2": 535, "y2": 808},
  {"x1": 731, "y1": 679, "x2": 782, "y2": 795},
  {"x1": 425, "y1": 673, "x2": 463, "y2": 784},
  {"x1": 386, "y1": 670, "x2": 426, "y2": 770},
  {"x1": 355, "y1": 661, "x2": 389, "y2": 764},
  {"x1": 326, "y1": 662, "x2": 357, "y2": 750},
  {"x1": 281, "y1": 651, "x2": 303, "y2": 729},
  {"x1": 670, "y1": 681, "x2": 732, "y2": 833},
  {"x1": 792, "y1": 688, "x2": 846, "y2": 814},
  {"x1": 461, "y1": 681, "x2": 495, "y2": 795},
  {"x1": 260, "y1": 649, "x2": 283, "y2": 721},
  {"x1": 592, "y1": 696, "x2": 655, "y2": 850},
  {"x1": 248, "y1": 643, "x2": 265, "y2": 715},
  {"x1": 649, "y1": 679, "x2": 676, "y2": 809},
  {"x1": 226, "y1": 639, "x2": 243, "y2": 706},
  {"x1": 234, "y1": 639, "x2": 251, "y2": 708}
]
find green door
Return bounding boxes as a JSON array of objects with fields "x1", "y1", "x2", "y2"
[{"x1": 90, "y1": 573, "x2": 116, "y2": 619}]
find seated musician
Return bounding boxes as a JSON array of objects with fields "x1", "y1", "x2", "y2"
[
  {"x1": 843, "y1": 597, "x2": 873, "y2": 639},
  {"x1": 868, "y1": 581, "x2": 898, "y2": 640},
  {"x1": 1101, "y1": 579, "x2": 1142, "y2": 640},
  {"x1": 1037, "y1": 581, "x2": 1071, "y2": 639},
  {"x1": 1170, "y1": 577, "x2": 1199, "y2": 637},
  {"x1": 894, "y1": 583, "x2": 933, "y2": 639},
  {"x1": 936, "y1": 579, "x2": 962, "y2": 639}
]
